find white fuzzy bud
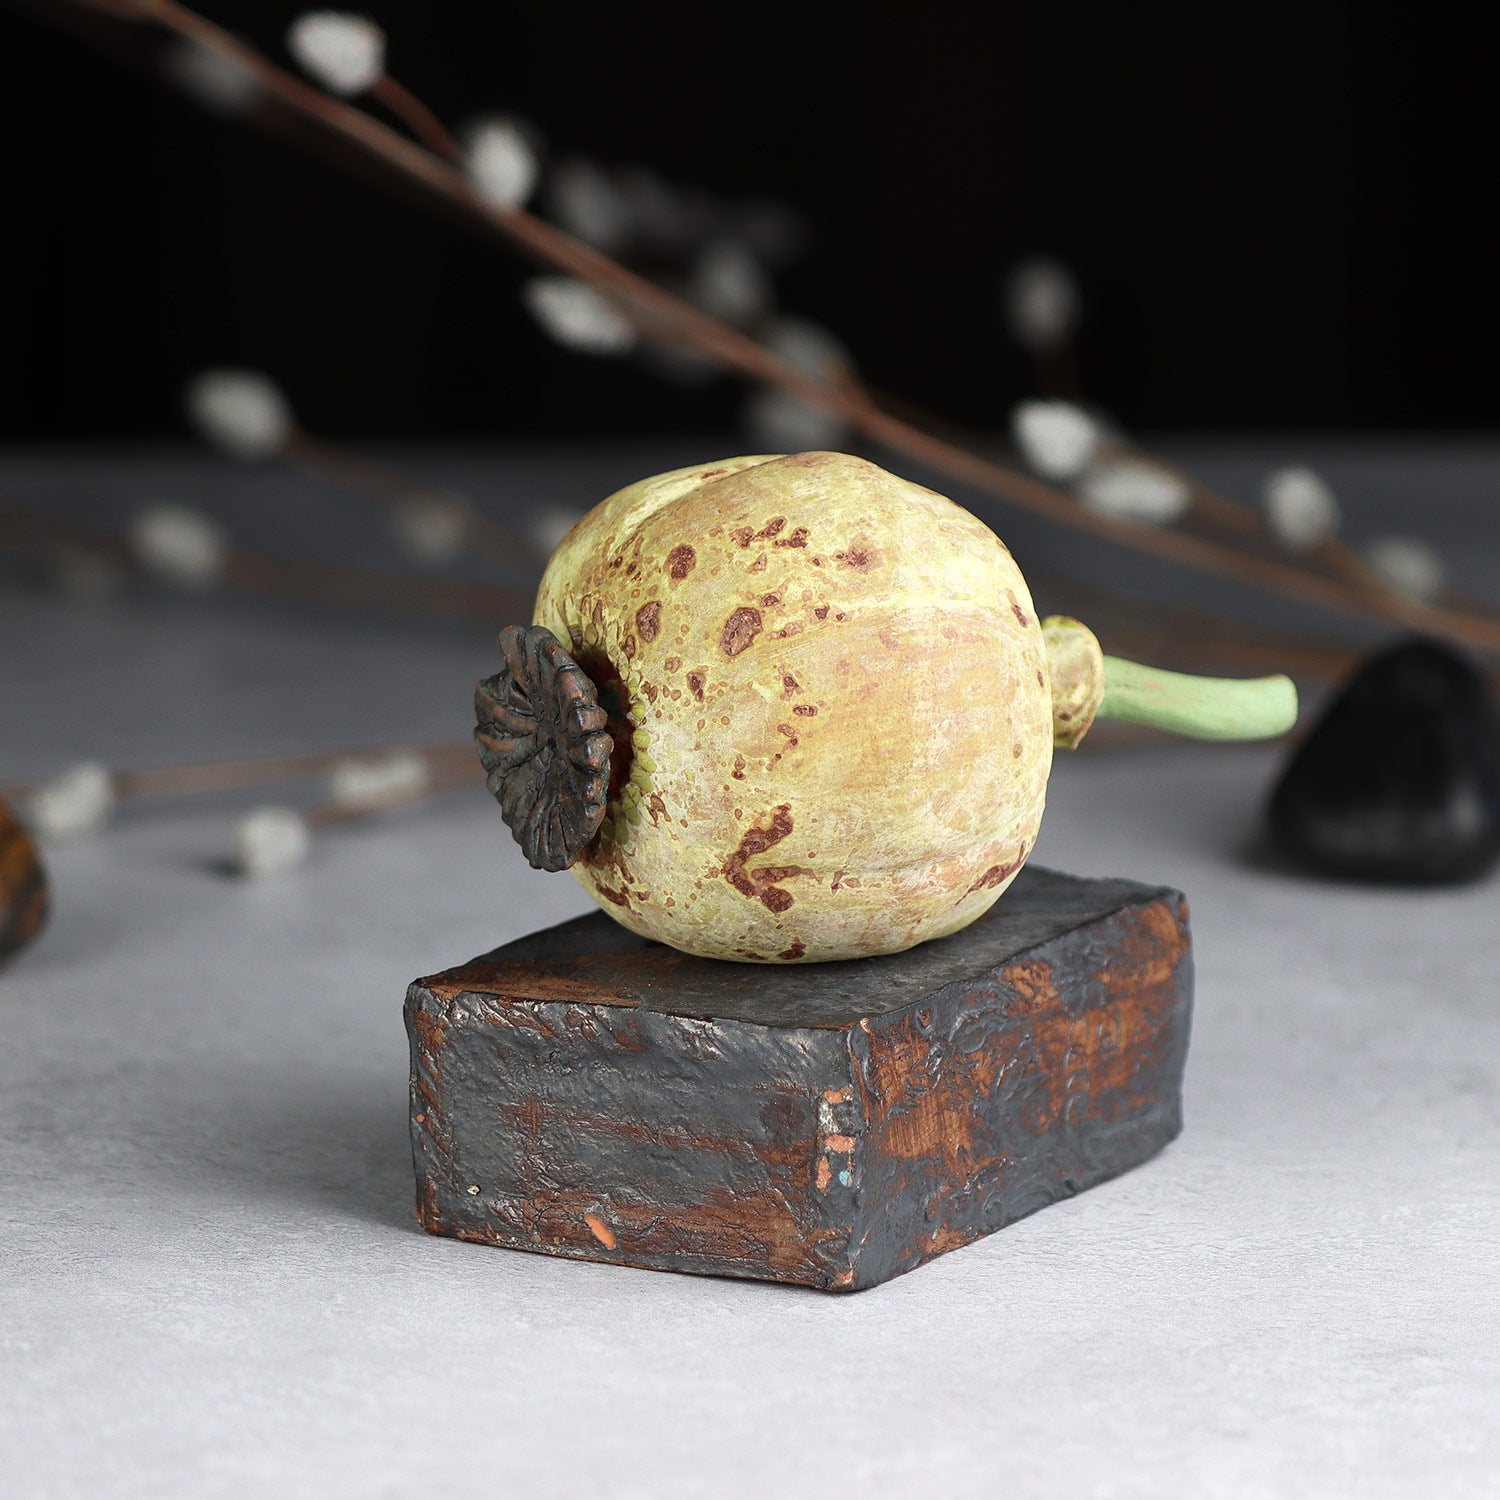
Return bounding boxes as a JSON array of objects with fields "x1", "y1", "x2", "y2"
[
  {"x1": 690, "y1": 240, "x2": 773, "y2": 325},
  {"x1": 462, "y1": 116, "x2": 539, "y2": 210},
  {"x1": 1076, "y1": 461, "x2": 1191, "y2": 526},
  {"x1": 184, "y1": 369, "x2": 293, "y2": 461},
  {"x1": 522, "y1": 277, "x2": 636, "y2": 355},
  {"x1": 528, "y1": 505, "x2": 586, "y2": 560},
  {"x1": 1012, "y1": 400, "x2": 1101, "y2": 481},
  {"x1": 233, "y1": 807, "x2": 311, "y2": 877},
  {"x1": 742, "y1": 316, "x2": 853, "y2": 452},
  {"x1": 286, "y1": 12, "x2": 385, "y2": 96},
  {"x1": 764, "y1": 316, "x2": 850, "y2": 378},
  {"x1": 328, "y1": 751, "x2": 430, "y2": 812},
  {"x1": 27, "y1": 763, "x2": 115, "y2": 841},
  {"x1": 1364, "y1": 536, "x2": 1446, "y2": 602},
  {"x1": 1004, "y1": 257, "x2": 1081, "y2": 352},
  {"x1": 742, "y1": 388, "x2": 848, "y2": 453},
  {"x1": 391, "y1": 494, "x2": 469, "y2": 566},
  {"x1": 1262, "y1": 466, "x2": 1340, "y2": 551},
  {"x1": 130, "y1": 505, "x2": 230, "y2": 590},
  {"x1": 546, "y1": 159, "x2": 632, "y2": 254},
  {"x1": 166, "y1": 40, "x2": 261, "y2": 116}
]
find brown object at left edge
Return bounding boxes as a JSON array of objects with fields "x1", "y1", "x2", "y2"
[{"x1": 1, "y1": 797, "x2": 49, "y2": 966}]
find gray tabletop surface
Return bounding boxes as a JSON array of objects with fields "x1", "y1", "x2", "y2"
[{"x1": 2, "y1": 441, "x2": 1497, "y2": 1498}]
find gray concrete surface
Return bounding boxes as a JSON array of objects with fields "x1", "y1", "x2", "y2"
[{"x1": 1, "y1": 444, "x2": 1496, "y2": 1498}]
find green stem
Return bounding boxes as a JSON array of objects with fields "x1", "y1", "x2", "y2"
[{"x1": 1097, "y1": 657, "x2": 1298, "y2": 741}]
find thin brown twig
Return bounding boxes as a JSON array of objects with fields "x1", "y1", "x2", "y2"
[
  {"x1": 1028, "y1": 569, "x2": 1361, "y2": 685},
  {"x1": 367, "y1": 72, "x2": 462, "y2": 162},
  {"x1": 23, "y1": 0, "x2": 1500, "y2": 654},
  {"x1": 1092, "y1": 438, "x2": 1410, "y2": 610},
  {"x1": 4, "y1": 483, "x2": 1379, "y2": 690},
  {"x1": 302, "y1": 760, "x2": 481, "y2": 828},
  {"x1": 0, "y1": 740, "x2": 477, "y2": 804},
  {"x1": 0, "y1": 491, "x2": 532, "y2": 623},
  {"x1": 280, "y1": 429, "x2": 545, "y2": 571},
  {"x1": 281, "y1": 429, "x2": 426, "y2": 505}
]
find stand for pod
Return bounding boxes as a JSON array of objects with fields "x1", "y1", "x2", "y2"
[
  {"x1": 405, "y1": 616, "x2": 1292, "y2": 1291},
  {"x1": 405, "y1": 864, "x2": 1192, "y2": 1292}
]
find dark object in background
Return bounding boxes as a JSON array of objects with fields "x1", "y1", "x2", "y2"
[
  {"x1": 3, "y1": 0, "x2": 1497, "y2": 439},
  {"x1": 405, "y1": 866, "x2": 1193, "y2": 1292},
  {"x1": 0, "y1": 797, "x2": 49, "y2": 965},
  {"x1": 1268, "y1": 638, "x2": 1500, "y2": 884}
]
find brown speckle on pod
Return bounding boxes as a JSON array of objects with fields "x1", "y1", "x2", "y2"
[
  {"x1": 719, "y1": 608, "x2": 763, "y2": 657},
  {"x1": 723, "y1": 804, "x2": 805, "y2": 913},
  {"x1": 834, "y1": 544, "x2": 878, "y2": 571}
]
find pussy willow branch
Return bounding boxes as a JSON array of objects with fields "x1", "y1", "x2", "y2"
[
  {"x1": 300, "y1": 763, "x2": 480, "y2": 829},
  {"x1": 1030, "y1": 569, "x2": 1361, "y2": 685},
  {"x1": 279, "y1": 429, "x2": 545, "y2": 573},
  {"x1": 0, "y1": 740, "x2": 476, "y2": 804},
  {"x1": 0, "y1": 492, "x2": 532, "y2": 621},
  {"x1": 1107, "y1": 442, "x2": 1407, "y2": 599},
  {"x1": 23, "y1": 0, "x2": 1500, "y2": 653},
  {"x1": 367, "y1": 72, "x2": 462, "y2": 163},
  {"x1": 1, "y1": 486, "x2": 1368, "y2": 697}
]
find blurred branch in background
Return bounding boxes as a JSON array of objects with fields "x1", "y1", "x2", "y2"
[
  {"x1": 3, "y1": 739, "x2": 482, "y2": 875},
  {"x1": 0, "y1": 488, "x2": 532, "y2": 620},
  {"x1": 9, "y1": 0, "x2": 1500, "y2": 660},
  {"x1": 183, "y1": 368, "x2": 548, "y2": 574},
  {"x1": 1, "y1": 741, "x2": 474, "y2": 814},
  {"x1": 0, "y1": 481, "x2": 1358, "y2": 699}
]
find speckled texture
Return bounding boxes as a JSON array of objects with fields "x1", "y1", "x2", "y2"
[
  {"x1": 406, "y1": 866, "x2": 1192, "y2": 1290},
  {"x1": 531, "y1": 452, "x2": 1053, "y2": 962}
]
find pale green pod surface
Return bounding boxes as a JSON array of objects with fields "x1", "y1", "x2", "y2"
[
  {"x1": 505, "y1": 452, "x2": 1297, "y2": 965},
  {"x1": 533, "y1": 452, "x2": 1053, "y2": 963}
]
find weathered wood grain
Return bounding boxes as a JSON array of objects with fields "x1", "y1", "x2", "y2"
[{"x1": 405, "y1": 865, "x2": 1193, "y2": 1291}]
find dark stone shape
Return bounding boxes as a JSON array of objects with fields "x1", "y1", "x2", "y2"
[
  {"x1": 405, "y1": 866, "x2": 1194, "y2": 1292},
  {"x1": 1268, "y1": 637, "x2": 1500, "y2": 884},
  {"x1": 0, "y1": 796, "x2": 49, "y2": 966},
  {"x1": 474, "y1": 624, "x2": 612, "y2": 872}
]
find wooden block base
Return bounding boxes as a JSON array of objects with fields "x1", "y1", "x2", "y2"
[{"x1": 405, "y1": 866, "x2": 1193, "y2": 1292}]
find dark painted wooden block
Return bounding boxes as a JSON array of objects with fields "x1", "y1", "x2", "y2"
[{"x1": 405, "y1": 866, "x2": 1193, "y2": 1292}]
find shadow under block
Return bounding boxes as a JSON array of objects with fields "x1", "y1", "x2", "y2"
[{"x1": 405, "y1": 866, "x2": 1193, "y2": 1292}]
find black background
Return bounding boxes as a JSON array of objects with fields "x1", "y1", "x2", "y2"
[{"x1": 1, "y1": 0, "x2": 1492, "y2": 441}]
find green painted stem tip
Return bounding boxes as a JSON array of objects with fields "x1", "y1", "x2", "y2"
[{"x1": 1097, "y1": 657, "x2": 1299, "y2": 741}]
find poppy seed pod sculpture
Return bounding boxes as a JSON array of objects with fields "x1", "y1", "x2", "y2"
[{"x1": 476, "y1": 452, "x2": 1296, "y2": 963}]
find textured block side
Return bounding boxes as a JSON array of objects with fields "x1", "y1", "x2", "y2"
[
  {"x1": 405, "y1": 985, "x2": 861, "y2": 1287},
  {"x1": 844, "y1": 891, "x2": 1193, "y2": 1288}
]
